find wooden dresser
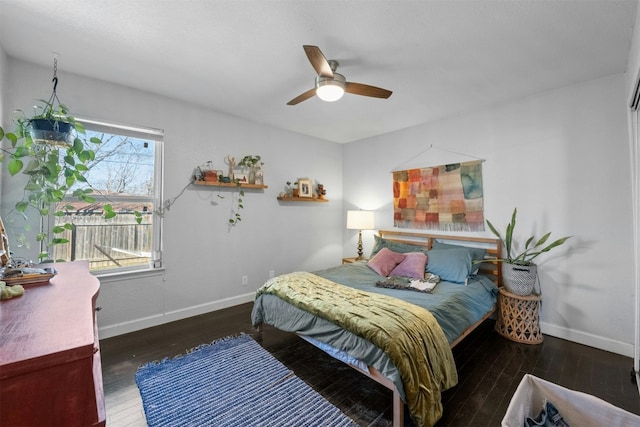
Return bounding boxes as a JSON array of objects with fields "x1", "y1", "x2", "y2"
[{"x1": 0, "y1": 260, "x2": 106, "y2": 427}]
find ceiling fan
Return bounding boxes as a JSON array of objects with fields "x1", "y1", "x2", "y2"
[{"x1": 287, "y1": 45, "x2": 393, "y2": 105}]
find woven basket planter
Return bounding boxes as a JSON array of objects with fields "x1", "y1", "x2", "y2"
[
  {"x1": 502, "y1": 262, "x2": 537, "y2": 296},
  {"x1": 495, "y1": 288, "x2": 543, "y2": 344}
]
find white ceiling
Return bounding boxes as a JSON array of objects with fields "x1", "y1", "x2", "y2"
[{"x1": 0, "y1": 0, "x2": 636, "y2": 143}]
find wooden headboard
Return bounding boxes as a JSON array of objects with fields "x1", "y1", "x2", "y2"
[{"x1": 377, "y1": 230, "x2": 503, "y2": 286}]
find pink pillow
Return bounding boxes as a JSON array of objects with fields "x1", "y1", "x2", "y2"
[
  {"x1": 389, "y1": 252, "x2": 428, "y2": 279},
  {"x1": 367, "y1": 248, "x2": 406, "y2": 276}
]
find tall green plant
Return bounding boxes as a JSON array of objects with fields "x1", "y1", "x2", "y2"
[{"x1": 486, "y1": 207, "x2": 572, "y2": 266}]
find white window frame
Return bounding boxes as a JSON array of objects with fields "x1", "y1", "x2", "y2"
[{"x1": 54, "y1": 117, "x2": 165, "y2": 275}]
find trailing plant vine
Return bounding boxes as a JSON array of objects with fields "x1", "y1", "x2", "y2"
[{"x1": 0, "y1": 101, "x2": 140, "y2": 262}]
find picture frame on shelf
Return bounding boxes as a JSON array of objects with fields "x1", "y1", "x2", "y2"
[
  {"x1": 299, "y1": 178, "x2": 312, "y2": 197},
  {"x1": 234, "y1": 172, "x2": 249, "y2": 184}
]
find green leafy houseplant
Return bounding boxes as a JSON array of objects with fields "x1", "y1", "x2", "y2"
[
  {"x1": 484, "y1": 208, "x2": 572, "y2": 295},
  {"x1": 19, "y1": 100, "x2": 79, "y2": 146},
  {"x1": 228, "y1": 182, "x2": 244, "y2": 225},
  {"x1": 0, "y1": 101, "x2": 128, "y2": 262},
  {"x1": 238, "y1": 155, "x2": 261, "y2": 169},
  {"x1": 485, "y1": 207, "x2": 572, "y2": 266}
]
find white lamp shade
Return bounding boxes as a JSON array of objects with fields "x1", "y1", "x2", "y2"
[{"x1": 347, "y1": 210, "x2": 375, "y2": 230}]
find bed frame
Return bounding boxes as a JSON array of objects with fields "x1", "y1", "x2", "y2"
[
  {"x1": 255, "y1": 230, "x2": 502, "y2": 425},
  {"x1": 329, "y1": 230, "x2": 502, "y2": 426}
]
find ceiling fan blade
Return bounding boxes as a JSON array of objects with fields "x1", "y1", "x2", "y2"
[
  {"x1": 287, "y1": 88, "x2": 317, "y2": 105},
  {"x1": 345, "y1": 82, "x2": 392, "y2": 99},
  {"x1": 303, "y1": 45, "x2": 333, "y2": 77}
]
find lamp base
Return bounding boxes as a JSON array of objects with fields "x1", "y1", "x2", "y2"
[{"x1": 356, "y1": 230, "x2": 364, "y2": 259}]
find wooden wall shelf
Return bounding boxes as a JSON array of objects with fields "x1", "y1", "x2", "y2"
[
  {"x1": 277, "y1": 197, "x2": 328, "y2": 203},
  {"x1": 193, "y1": 180, "x2": 268, "y2": 189}
]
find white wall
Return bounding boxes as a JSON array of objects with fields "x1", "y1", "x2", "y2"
[
  {"x1": 2, "y1": 58, "x2": 636, "y2": 356},
  {"x1": 343, "y1": 74, "x2": 635, "y2": 357},
  {"x1": 1, "y1": 58, "x2": 344, "y2": 338},
  {"x1": 624, "y1": 0, "x2": 640, "y2": 377}
]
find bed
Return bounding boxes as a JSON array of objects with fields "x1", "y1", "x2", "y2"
[{"x1": 251, "y1": 230, "x2": 502, "y2": 427}]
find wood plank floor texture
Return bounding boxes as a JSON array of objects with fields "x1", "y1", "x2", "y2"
[{"x1": 100, "y1": 302, "x2": 640, "y2": 427}]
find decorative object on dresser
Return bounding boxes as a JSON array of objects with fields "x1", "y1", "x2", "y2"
[
  {"x1": 0, "y1": 260, "x2": 105, "y2": 427},
  {"x1": 483, "y1": 207, "x2": 572, "y2": 296},
  {"x1": 346, "y1": 210, "x2": 375, "y2": 260}
]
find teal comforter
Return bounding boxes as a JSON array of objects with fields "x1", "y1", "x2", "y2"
[{"x1": 314, "y1": 262, "x2": 498, "y2": 344}]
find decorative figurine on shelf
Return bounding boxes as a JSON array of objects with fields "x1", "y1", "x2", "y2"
[
  {"x1": 317, "y1": 183, "x2": 326, "y2": 199},
  {"x1": 225, "y1": 155, "x2": 236, "y2": 180}
]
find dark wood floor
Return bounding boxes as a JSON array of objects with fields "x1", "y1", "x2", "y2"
[{"x1": 100, "y1": 302, "x2": 640, "y2": 427}]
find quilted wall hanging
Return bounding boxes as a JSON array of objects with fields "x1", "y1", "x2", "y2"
[{"x1": 393, "y1": 160, "x2": 485, "y2": 231}]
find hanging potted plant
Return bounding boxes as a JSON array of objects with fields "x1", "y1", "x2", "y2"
[
  {"x1": 26, "y1": 102, "x2": 77, "y2": 146},
  {"x1": 0, "y1": 58, "x2": 128, "y2": 263},
  {"x1": 25, "y1": 58, "x2": 78, "y2": 146},
  {"x1": 483, "y1": 208, "x2": 572, "y2": 295}
]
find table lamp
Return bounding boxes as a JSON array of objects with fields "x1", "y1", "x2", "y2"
[{"x1": 347, "y1": 210, "x2": 375, "y2": 260}]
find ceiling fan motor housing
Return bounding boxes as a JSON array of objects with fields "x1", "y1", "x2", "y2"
[{"x1": 315, "y1": 72, "x2": 346, "y2": 90}]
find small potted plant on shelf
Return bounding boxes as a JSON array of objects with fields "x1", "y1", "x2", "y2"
[
  {"x1": 483, "y1": 207, "x2": 572, "y2": 296},
  {"x1": 238, "y1": 155, "x2": 262, "y2": 184}
]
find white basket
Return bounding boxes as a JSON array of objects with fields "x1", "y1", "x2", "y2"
[
  {"x1": 502, "y1": 374, "x2": 640, "y2": 427},
  {"x1": 502, "y1": 263, "x2": 537, "y2": 295}
]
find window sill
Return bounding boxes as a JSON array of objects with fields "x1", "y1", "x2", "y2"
[{"x1": 94, "y1": 266, "x2": 165, "y2": 283}]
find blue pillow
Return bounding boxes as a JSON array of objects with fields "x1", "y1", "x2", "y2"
[
  {"x1": 431, "y1": 241, "x2": 486, "y2": 274},
  {"x1": 426, "y1": 248, "x2": 473, "y2": 284},
  {"x1": 370, "y1": 235, "x2": 428, "y2": 258}
]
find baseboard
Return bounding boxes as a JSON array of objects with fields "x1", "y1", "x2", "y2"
[
  {"x1": 98, "y1": 292, "x2": 256, "y2": 339},
  {"x1": 540, "y1": 321, "x2": 634, "y2": 358}
]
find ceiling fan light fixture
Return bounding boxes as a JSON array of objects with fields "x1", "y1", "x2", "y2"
[{"x1": 315, "y1": 73, "x2": 346, "y2": 102}]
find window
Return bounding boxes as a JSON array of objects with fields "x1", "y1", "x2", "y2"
[{"x1": 52, "y1": 119, "x2": 164, "y2": 273}]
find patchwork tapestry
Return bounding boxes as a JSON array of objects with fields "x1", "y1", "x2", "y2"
[{"x1": 393, "y1": 160, "x2": 484, "y2": 231}]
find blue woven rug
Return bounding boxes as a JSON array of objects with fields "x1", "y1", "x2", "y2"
[{"x1": 135, "y1": 334, "x2": 358, "y2": 426}]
